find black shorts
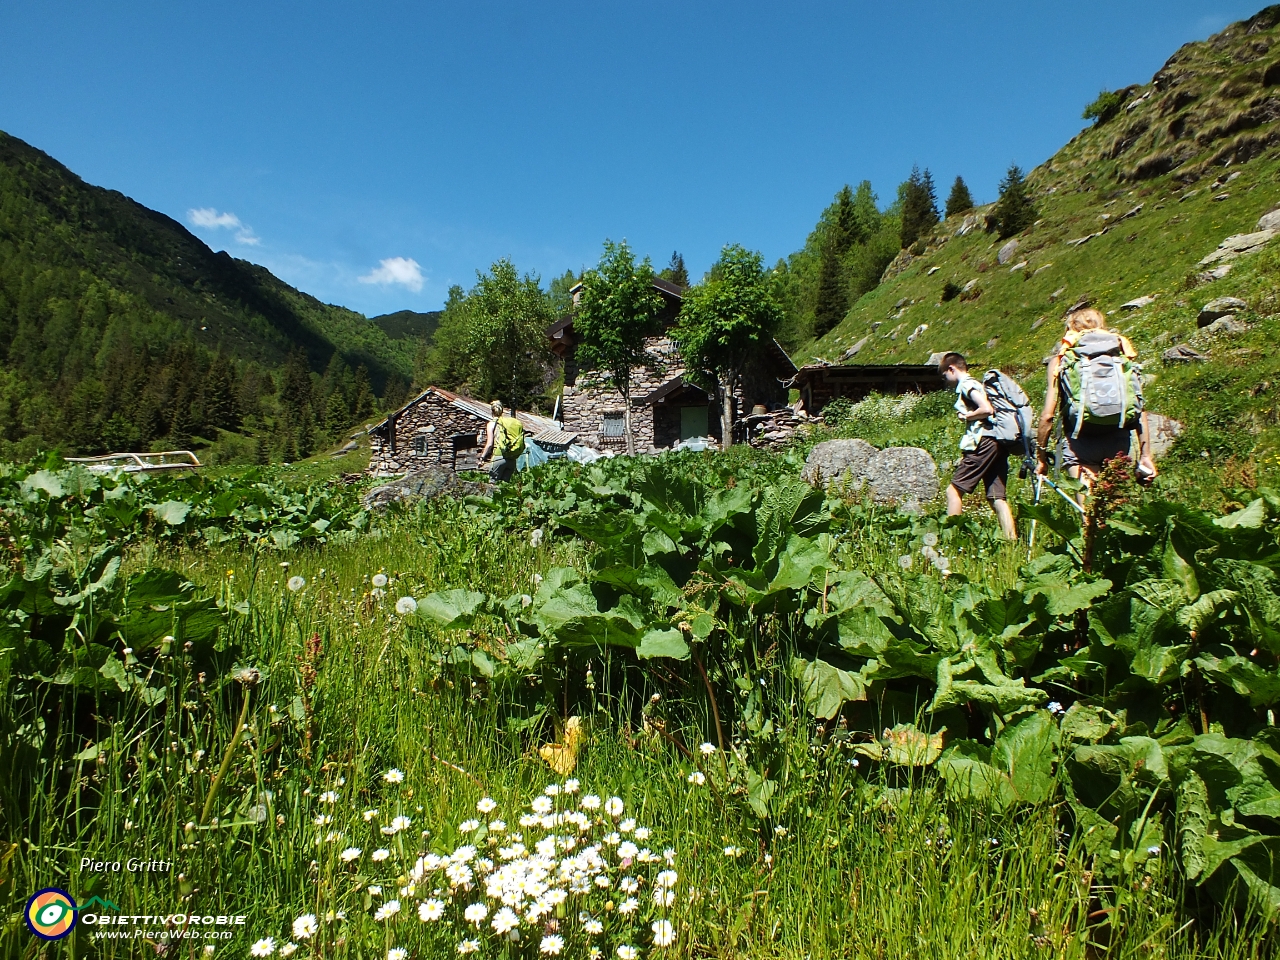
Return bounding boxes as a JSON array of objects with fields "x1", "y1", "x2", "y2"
[{"x1": 950, "y1": 437, "x2": 1009, "y2": 501}]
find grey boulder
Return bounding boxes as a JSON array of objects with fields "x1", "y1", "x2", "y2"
[
  {"x1": 1198, "y1": 297, "x2": 1248, "y2": 326},
  {"x1": 997, "y1": 239, "x2": 1020, "y2": 265},
  {"x1": 1162, "y1": 344, "x2": 1208, "y2": 363},
  {"x1": 865, "y1": 447, "x2": 940, "y2": 504},
  {"x1": 801, "y1": 439, "x2": 877, "y2": 487},
  {"x1": 363, "y1": 466, "x2": 491, "y2": 510},
  {"x1": 1258, "y1": 208, "x2": 1280, "y2": 233}
]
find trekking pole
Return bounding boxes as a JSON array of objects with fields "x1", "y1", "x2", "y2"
[{"x1": 1028, "y1": 470, "x2": 1044, "y2": 558}]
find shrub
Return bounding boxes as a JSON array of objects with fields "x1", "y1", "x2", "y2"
[
  {"x1": 1083, "y1": 89, "x2": 1128, "y2": 126},
  {"x1": 941, "y1": 281, "x2": 962, "y2": 302}
]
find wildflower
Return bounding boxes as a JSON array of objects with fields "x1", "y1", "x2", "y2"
[
  {"x1": 457, "y1": 940, "x2": 480, "y2": 954},
  {"x1": 372, "y1": 573, "x2": 389, "y2": 588},
  {"x1": 774, "y1": 825, "x2": 787, "y2": 836},
  {"x1": 492, "y1": 906, "x2": 520, "y2": 934},
  {"x1": 383, "y1": 768, "x2": 405, "y2": 784},
  {"x1": 279, "y1": 946, "x2": 298, "y2": 958},
  {"x1": 634, "y1": 826, "x2": 650, "y2": 840},
  {"x1": 540, "y1": 934, "x2": 565, "y2": 955},
  {"x1": 656, "y1": 869, "x2": 678, "y2": 888},
  {"x1": 374, "y1": 900, "x2": 401, "y2": 922},
  {"x1": 605, "y1": 797, "x2": 624, "y2": 817},
  {"x1": 724, "y1": 846, "x2": 743, "y2": 858},
  {"x1": 388, "y1": 950, "x2": 407, "y2": 960},
  {"x1": 419, "y1": 899, "x2": 445, "y2": 922},
  {"x1": 463, "y1": 902, "x2": 488, "y2": 926},
  {"x1": 250, "y1": 939, "x2": 276, "y2": 957},
  {"x1": 459, "y1": 818, "x2": 481, "y2": 833},
  {"x1": 530, "y1": 528, "x2": 544, "y2": 548},
  {"x1": 922, "y1": 531, "x2": 939, "y2": 547},
  {"x1": 312, "y1": 814, "x2": 331, "y2": 826},
  {"x1": 1147, "y1": 845, "x2": 1162, "y2": 856},
  {"x1": 583, "y1": 916, "x2": 604, "y2": 935},
  {"x1": 590, "y1": 950, "x2": 603, "y2": 960},
  {"x1": 580, "y1": 794, "x2": 601, "y2": 810},
  {"x1": 653, "y1": 888, "x2": 676, "y2": 907},
  {"x1": 618, "y1": 946, "x2": 639, "y2": 959},
  {"x1": 477, "y1": 796, "x2": 498, "y2": 814},
  {"x1": 652, "y1": 918, "x2": 676, "y2": 947},
  {"x1": 489, "y1": 819, "x2": 506, "y2": 832},
  {"x1": 292, "y1": 914, "x2": 318, "y2": 940},
  {"x1": 619, "y1": 817, "x2": 636, "y2": 833},
  {"x1": 319, "y1": 790, "x2": 338, "y2": 804},
  {"x1": 898, "y1": 555, "x2": 913, "y2": 570},
  {"x1": 340, "y1": 847, "x2": 361, "y2": 863},
  {"x1": 564, "y1": 778, "x2": 580, "y2": 794},
  {"x1": 618, "y1": 841, "x2": 639, "y2": 859},
  {"x1": 687, "y1": 771, "x2": 705, "y2": 785},
  {"x1": 363, "y1": 808, "x2": 379, "y2": 821},
  {"x1": 531, "y1": 796, "x2": 553, "y2": 815},
  {"x1": 368, "y1": 886, "x2": 382, "y2": 896},
  {"x1": 1047, "y1": 701, "x2": 1065, "y2": 716},
  {"x1": 396, "y1": 597, "x2": 417, "y2": 615},
  {"x1": 288, "y1": 576, "x2": 306, "y2": 592},
  {"x1": 372, "y1": 849, "x2": 391, "y2": 862},
  {"x1": 386, "y1": 815, "x2": 412, "y2": 834},
  {"x1": 204, "y1": 948, "x2": 216, "y2": 957},
  {"x1": 445, "y1": 861, "x2": 474, "y2": 887},
  {"x1": 618, "y1": 897, "x2": 639, "y2": 915},
  {"x1": 699, "y1": 742, "x2": 717, "y2": 756}
]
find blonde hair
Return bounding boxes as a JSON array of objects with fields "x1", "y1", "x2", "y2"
[
  {"x1": 1065, "y1": 307, "x2": 1106, "y2": 333},
  {"x1": 490, "y1": 399, "x2": 504, "y2": 416}
]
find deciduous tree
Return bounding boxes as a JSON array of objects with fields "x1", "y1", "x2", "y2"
[
  {"x1": 674, "y1": 245, "x2": 784, "y2": 448},
  {"x1": 574, "y1": 240, "x2": 665, "y2": 454}
]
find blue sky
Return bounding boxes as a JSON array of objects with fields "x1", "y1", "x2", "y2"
[{"x1": 0, "y1": 2, "x2": 1261, "y2": 316}]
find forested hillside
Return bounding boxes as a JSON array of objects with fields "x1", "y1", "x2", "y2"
[
  {"x1": 0, "y1": 131, "x2": 417, "y2": 459},
  {"x1": 788, "y1": 6, "x2": 1280, "y2": 488}
]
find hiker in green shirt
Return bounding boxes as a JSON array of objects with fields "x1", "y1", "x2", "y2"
[{"x1": 480, "y1": 399, "x2": 525, "y2": 483}]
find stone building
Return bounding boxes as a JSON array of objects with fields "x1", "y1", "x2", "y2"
[
  {"x1": 366, "y1": 386, "x2": 564, "y2": 476},
  {"x1": 549, "y1": 277, "x2": 797, "y2": 450}
]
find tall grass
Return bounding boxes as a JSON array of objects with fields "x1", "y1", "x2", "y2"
[{"x1": 4, "y1": 497, "x2": 1275, "y2": 958}]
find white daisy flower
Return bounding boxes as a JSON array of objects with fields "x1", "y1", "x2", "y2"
[
  {"x1": 476, "y1": 797, "x2": 498, "y2": 813},
  {"x1": 250, "y1": 938, "x2": 275, "y2": 957},
  {"x1": 387, "y1": 949, "x2": 407, "y2": 960},
  {"x1": 372, "y1": 848, "x2": 391, "y2": 862},
  {"x1": 278, "y1": 945, "x2": 298, "y2": 958},
  {"x1": 618, "y1": 897, "x2": 639, "y2": 914},
  {"x1": 656, "y1": 869, "x2": 678, "y2": 888},
  {"x1": 459, "y1": 818, "x2": 481, "y2": 833},
  {"x1": 457, "y1": 940, "x2": 480, "y2": 954},
  {"x1": 383, "y1": 768, "x2": 405, "y2": 784},
  {"x1": 291, "y1": 914, "x2": 318, "y2": 940},
  {"x1": 563, "y1": 779, "x2": 580, "y2": 794},
  {"x1": 605, "y1": 797, "x2": 624, "y2": 817},
  {"x1": 340, "y1": 847, "x2": 361, "y2": 862},
  {"x1": 580, "y1": 795, "x2": 601, "y2": 811},
  {"x1": 531, "y1": 796, "x2": 553, "y2": 815},
  {"x1": 374, "y1": 900, "x2": 401, "y2": 922},
  {"x1": 492, "y1": 906, "x2": 520, "y2": 935},
  {"x1": 540, "y1": 934, "x2": 564, "y2": 955},
  {"x1": 363, "y1": 808, "x2": 379, "y2": 821},
  {"x1": 617, "y1": 946, "x2": 639, "y2": 960},
  {"x1": 419, "y1": 899, "x2": 445, "y2": 922},
  {"x1": 583, "y1": 917, "x2": 604, "y2": 935},
  {"x1": 463, "y1": 903, "x2": 488, "y2": 926},
  {"x1": 687, "y1": 771, "x2": 705, "y2": 785},
  {"x1": 652, "y1": 918, "x2": 675, "y2": 947}
]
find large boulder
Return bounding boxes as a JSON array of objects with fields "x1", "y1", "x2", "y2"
[
  {"x1": 1198, "y1": 296, "x2": 1248, "y2": 326},
  {"x1": 1258, "y1": 208, "x2": 1280, "y2": 232},
  {"x1": 801, "y1": 439, "x2": 877, "y2": 487},
  {"x1": 865, "y1": 447, "x2": 940, "y2": 504},
  {"x1": 1145, "y1": 414, "x2": 1184, "y2": 460},
  {"x1": 363, "y1": 466, "x2": 491, "y2": 510},
  {"x1": 997, "y1": 238, "x2": 1020, "y2": 264}
]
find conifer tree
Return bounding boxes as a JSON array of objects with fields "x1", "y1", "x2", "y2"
[
  {"x1": 660, "y1": 251, "x2": 690, "y2": 288},
  {"x1": 813, "y1": 185, "x2": 859, "y2": 337},
  {"x1": 945, "y1": 176, "x2": 974, "y2": 218},
  {"x1": 993, "y1": 164, "x2": 1037, "y2": 239},
  {"x1": 900, "y1": 165, "x2": 939, "y2": 250}
]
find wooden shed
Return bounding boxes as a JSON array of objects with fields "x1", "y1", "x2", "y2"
[{"x1": 790, "y1": 363, "x2": 947, "y2": 416}]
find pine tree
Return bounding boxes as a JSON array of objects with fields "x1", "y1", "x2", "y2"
[
  {"x1": 280, "y1": 347, "x2": 314, "y2": 419},
  {"x1": 945, "y1": 176, "x2": 974, "y2": 218},
  {"x1": 202, "y1": 353, "x2": 238, "y2": 431},
  {"x1": 660, "y1": 251, "x2": 690, "y2": 288},
  {"x1": 813, "y1": 185, "x2": 859, "y2": 337},
  {"x1": 993, "y1": 164, "x2": 1037, "y2": 239},
  {"x1": 900, "y1": 165, "x2": 939, "y2": 250}
]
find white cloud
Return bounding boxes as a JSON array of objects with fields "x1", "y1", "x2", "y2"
[
  {"x1": 188, "y1": 207, "x2": 242, "y2": 229},
  {"x1": 358, "y1": 256, "x2": 425, "y2": 293},
  {"x1": 189, "y1": 207, "x2": 260, "y2": 245}
]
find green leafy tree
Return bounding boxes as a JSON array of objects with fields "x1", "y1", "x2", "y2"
[
  {"x1": 463, "y1": 260, "x2": 554, "y2": 409},
  {"x1": 993, "y1": 164, "x2": 1037, "y2": 239},
  {"x1": 1083, "y1": 89, "x2": 1127, "y2": 126},
  {"x1": 945, "y1": 176, "x2": 974, "y2": 218},
  {"x1": 659, "y1": 251, "x2": 689, "y2": 288},
  {"x1": 900, "y1": 165, "x2": 939, "y2": 250},
  {"x1": 548, "y1": 269, "x2": 580, "y2": 318},
  {"x1": 674, "y1": 244, "x2": 784, "y2": 448},
  {"x1": 574, "y1": 240, "x2": 665, "y2": 454}
]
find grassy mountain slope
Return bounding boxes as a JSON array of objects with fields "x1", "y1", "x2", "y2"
[
  {"x1": 803, "y1": 6, "x2": 1280, "y2": 490},
  {"x1": 0, "y1": 130, "x2": 414, "y2": 387}
]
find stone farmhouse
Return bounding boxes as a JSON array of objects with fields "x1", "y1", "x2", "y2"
[
  {"x1": 549, "y1": 277, "x2": 797, "y2": 450},
  {"x1": 366, "y1": 386, "x2": 566, "y2": 476}
]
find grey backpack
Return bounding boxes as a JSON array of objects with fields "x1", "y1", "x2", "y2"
[{"x1": 982, "y1": 369, "x2": 1035, "y2": 456}]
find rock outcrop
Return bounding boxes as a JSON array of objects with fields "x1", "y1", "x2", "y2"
[
  {"x1": 363, "y1": 466, "x2": 492, "y2": 510},
  {"x1": 802, "y1": 440, "x2": 939, "y2": 504}
]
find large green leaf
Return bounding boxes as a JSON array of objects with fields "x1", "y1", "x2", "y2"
[
  {"x1": 1215, "y1": 498, "x2": 1267, "y2": 529},
  {"x1": 419, "y1": 589, "x2": 487, "y2": 628},
  {"x1": 148, "y1": 500, "x2": 192, "y2": 526},
  {"x1": 635, "y1": 627, "x2": 689, "y2": 660},
  {"x1": 791, "y1": 657, "x2": 866, "y2": 719}
]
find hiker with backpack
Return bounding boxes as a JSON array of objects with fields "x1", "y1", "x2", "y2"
[
  {"x1": 480, "y1": 399, "x2": 526, "y2": 483},
  {"x1": 939, "y1": 352, "x2": 1028, "y2": 540},
  {"x1": 1036, "y1": 307, "x2": 1156, "y2": 492}
]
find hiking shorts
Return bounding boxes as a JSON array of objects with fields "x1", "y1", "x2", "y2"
[
  {"x1": 1061, "y1": 428, "x2": 1133, "y2": 472},
  {"x1": 950, "y1": 437, "x2": 1009, "y2": 501}
]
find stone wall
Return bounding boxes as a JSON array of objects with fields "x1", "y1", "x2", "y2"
[{"x1": 368, "y1": 393, "x2": 487, "y2": 476}]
